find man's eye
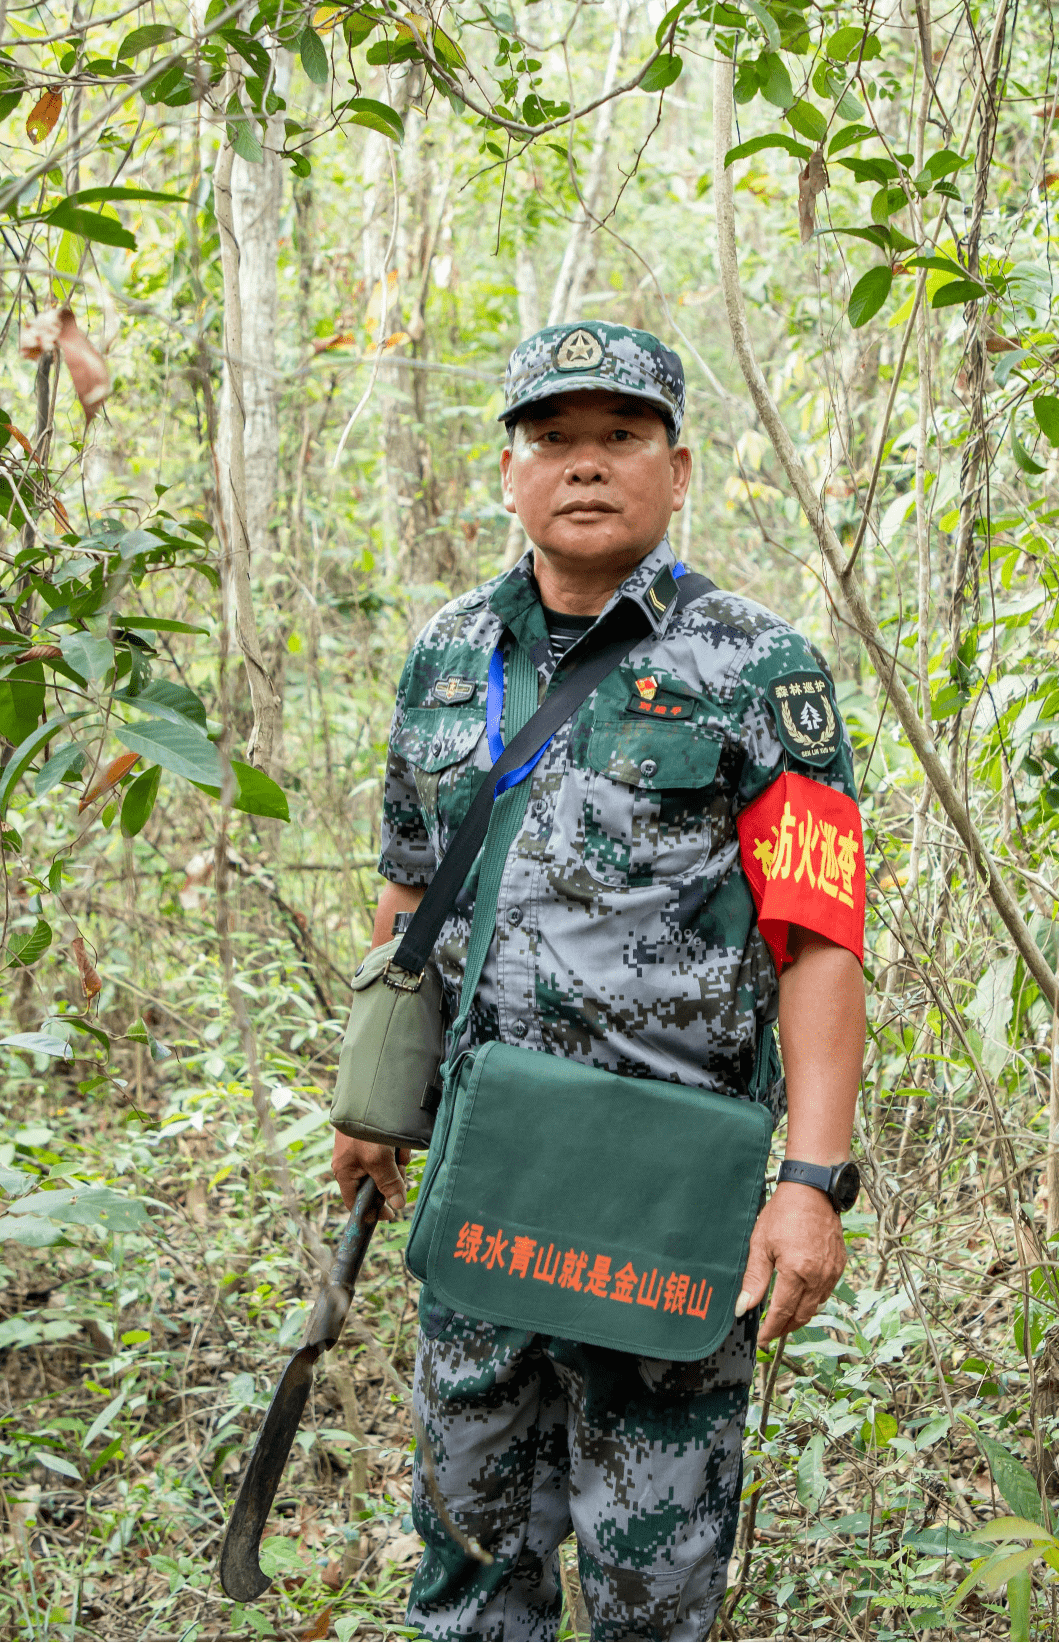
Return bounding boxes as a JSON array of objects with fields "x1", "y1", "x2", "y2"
[{"x1": 612, "y1": 429, "x2": 631, "y2": 441}]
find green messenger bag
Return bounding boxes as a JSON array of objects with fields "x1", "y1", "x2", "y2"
[{"x1": 405, "y1": 1039, "x2": 773, "y2": 1361}]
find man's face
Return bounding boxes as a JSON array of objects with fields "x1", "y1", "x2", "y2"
[{"x1": 499, "y1": 389, "x2": 691, "y2": 575}]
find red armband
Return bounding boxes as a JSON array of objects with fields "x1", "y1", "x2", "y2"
[{"x1": 736, "y1": 771, "x2": 865, "y2": 972}]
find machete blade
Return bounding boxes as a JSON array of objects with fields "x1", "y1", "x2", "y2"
[
  {"x1": 218, "y1": 1340, "x2": 322, "y2": 1600},
  {"x1": 218, "y1": 1175, "x2": 383, "y2": 1602}
]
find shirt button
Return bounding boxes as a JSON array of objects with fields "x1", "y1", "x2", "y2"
[
  {"x1": 532, "y1": 798, "x2": 548, "y2": 817},
  {"x1": 508, "y1": 908, "x2": 523, "y2": 927},
  {"x1": 639, "y1": 758, "x2": 658, "y2": 779},
  {"x1": 511, "y1": 1020, "x2": 528, "y2": 1039}
]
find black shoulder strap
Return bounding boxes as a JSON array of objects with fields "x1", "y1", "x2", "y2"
[{"x1": 391, "y1": 568, "x2": 715, "y2": 976}]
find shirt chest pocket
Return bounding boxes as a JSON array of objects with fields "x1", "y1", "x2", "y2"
[
  {"x1": 394, "y1": 706, "x2": 488, "y2": 857},
  {"x1": 582, "y1": 719, "x2": 724, "y2": 887}
]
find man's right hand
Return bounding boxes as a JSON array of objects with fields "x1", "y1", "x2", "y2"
[{"x1": 331, "y1": 1131, "x2": 410, "y2": 1219}]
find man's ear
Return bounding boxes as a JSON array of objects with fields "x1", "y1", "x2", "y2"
[
  {"x1": 670, "y1": 444, "x2": 693, "y2": 511},
  {"x1": 499, "y1": 444, "x2": 517, "y2": 516}
]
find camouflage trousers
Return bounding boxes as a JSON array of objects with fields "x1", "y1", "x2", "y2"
[{"x1": 406, "y1": 1288, "x2": 757, "y2": 1641}]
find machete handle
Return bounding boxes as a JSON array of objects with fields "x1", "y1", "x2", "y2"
[{"x1": 332, "y1": 1170, "x2": 385, "y2": 1290}]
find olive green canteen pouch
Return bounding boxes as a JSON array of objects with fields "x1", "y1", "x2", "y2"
[{"x1": 329, "y1": 936, "x2": 445, "y2": 1149}]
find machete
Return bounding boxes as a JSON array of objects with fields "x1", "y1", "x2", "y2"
[{"x1": 219, "y1": 1173, "x2": 384, "y2": 1601}]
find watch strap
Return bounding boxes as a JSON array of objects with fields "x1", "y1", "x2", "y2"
[{"x1": 777, "y1": 1159, "x2": 836, "y2": 1195}]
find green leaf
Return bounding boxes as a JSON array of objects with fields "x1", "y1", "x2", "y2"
[
  {"x1": 932, "y1": 278, "x2": 985, "y2": 308},
  {"x1": 226, "y1": 96, "x2": 263, "y2": 163},
  {"x1": 35, "y1": 744, "x2": 85, "y2": 797},
  {"x1": 836, "y1": 224, "x2": 894, "y2": 251},
  {"x1": 365, "y1": 36, "x2": 418, "y2": 65},
  {"x1": 0, "y1": 713, "x2": 87, "y2": 819},
  {"x1": 298, "y1": 24, "x2": 329, "y2": 83},
  {"x1": 259, "y1": 1535, "x2": 307, "y2": 1577},
  {"x1": 758, "y1": 52, "x2": 793, "y2": 109},
  {"x1": 12, "y1": 1184, "x2": 149, "y2": 1230},
  {"x1": 848, "y1": 265, "x2": 892, "y2": 328},
  {"x1": 116, "y1": 23, "x2": 180, "y2": 57},
  {"x1": 115, "y1": 616, "x2": 210, "y2": 635},
  {"x1": 32, "y1": 1449, "x2": 82, "y2": 1480},
  {"x1": 903, "y1": 1526, "x2": 978, "y2": 1562},
  {"x1": 0, "y1": 1031, "x2": 72, "y2": 1059},
  {"x1": 82, "y1": 1390, "x2": 127, "y2": 1450},
  {"x1": 724, "y1": 133, "x2": 812, "y2": 165},
  {"x1": 432, "y1": 24, "x2": 466, "y2": 69},
  {"x1": 65, "y1": 186, "x2": 187, "y2": 206},
  {"x1": 0, "y1": 89, "x2": 23, "y2": 121},
  {"x1": 1009, "y1": 1567, "x2": 1032, "y2": 1641},
  {"x1": 60, "y1": 633, "x2": 114, "y2": 683},
  {"x1": 826, "y1": 24, "x2": 867, "y2": 60},
  {"x1": 1033, "y1": 394, "x2": 1059, "y2": 446},
  {"x1": 785, "y1": 97, "x2": 827, "y2": 142},
  {"x1": 343, "y1": 12, "x2": 378, "y2": 47},
  {"x1": 114, "y1": 720, "x2": 221, "y2": 786},
  {"x1": 44, "y1": 203, "x2": 136, "y2": 251},
  {"x1": 641, "y1": 52, "x2": 683, "y2": 92},
  {"x1": 744, "y1": 0, "x2": 780, "y2": 51},
  {"x1": 796, "y1": 1431, "x2": 826, "y2": 1512},
  {"x1": 120, "y1": 764, "x2": 161, "y2": 838},
  {"x1": 915, "y1": 147, "x2": 971, "y2": 187},
  {"x1": 0, "y1": 661, "x2": 44, "y2": 745},
  {"x1": 115, "y1": 680, "x2": 208, "y2": 730},
  {"x1": 655, "y1": 0, "x2": 694, "y2": 46},
  {"x1": 1010, "y1": 416, "x2": 1046, "y2": 477},
  {"x1": 338, "y1": 96, "x2": 404, "y2": 141},
  {"x1": 977, "y1": 1433, "x2": 1045, "y2": 1525},
  {"x1": 6, "y1": 917, "x2": 51, "y2": 969},
  {"x1": 828, "y1": 121, "x2": 874, "y2": 155},
  {"x1": 195, "y1": 759, "x2": 290, "y2": 822}
]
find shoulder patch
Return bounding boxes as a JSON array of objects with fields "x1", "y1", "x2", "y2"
[{"x1": 765, "y1": 671, "x2": 841, "y2": 767}]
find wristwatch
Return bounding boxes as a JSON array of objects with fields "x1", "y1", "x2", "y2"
[{"x1": 777, "y1": 1158, "x2": 861, "y2": 1213}]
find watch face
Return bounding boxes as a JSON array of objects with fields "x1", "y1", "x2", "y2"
[{"x1": 833, "y1": 1161, "x2": 861, "y2": 1212}]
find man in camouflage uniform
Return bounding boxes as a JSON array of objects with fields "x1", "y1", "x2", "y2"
[{"x1": 333, "y1": 321, "x2": 866, "y2": 1639}]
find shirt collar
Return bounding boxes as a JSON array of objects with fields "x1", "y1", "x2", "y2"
[{"x1": 487, "y1": 534, "x2": 682, "y2": 663}]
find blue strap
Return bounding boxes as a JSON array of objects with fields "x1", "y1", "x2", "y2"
[
  {"x1": 486, "y1": 643, "x2": 551, "y2": 797},
  {"x1": 485, "y1": 566, "x2": 684, "y2": 796}
]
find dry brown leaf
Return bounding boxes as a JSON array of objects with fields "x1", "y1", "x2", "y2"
[
  {"x1": 798, "y1": 149, "x2": 828, "y2": 245},
  {"x1": 26, "y1": 89, "x2": 62, "y2": 143},
  {"x1": 1034, "y1": 103, "x2": 1058, "y2": 118},
  {"x1": 1043, "y1": 172, "x2": 1059, "y2": 189},
  {"x1": 56, "y1": 310, "x2": 111, "y2": 421},
  {"x1": 18, "y1": 643, "x2": 62, "y2": 661},
  {"x1": 298, "y1": 1605, "x2": 333, "y2": 1640},
  {"x1": 71, "y1": 935, "x2": 102, "y2": 999},
  {"x1": 320, "y1": 1560, "x2": 344, "y2": 1591},
  {"x1": 20, "y1": 309, "x2": 111, "y2": 421},
  {"x1": 2, "y1": 421, "x2": 33, "y2": 455},
  {"x1": 381, "y1": 330, "x2": 411, "y2": 352},
  {"x1": 312, "y1": 332, "x2": 356, "y2": 353},
  {"x1": 986, "y1": 334, "x2": 1019, "y2": 353},
  {"x1": 79, "y1": 751, "x2": 140, "y2": 812},
  {"x1": 50, "y1": 496, "x2": 71, "y2": 531}
]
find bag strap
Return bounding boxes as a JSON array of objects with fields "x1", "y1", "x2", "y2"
[{"x1": 392, "y1": 568, "x2": 716, "y2": 978}]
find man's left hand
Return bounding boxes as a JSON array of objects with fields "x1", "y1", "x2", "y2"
[{"x1": 735, "y1": 1180, "x2": 847, "y2": 1344}]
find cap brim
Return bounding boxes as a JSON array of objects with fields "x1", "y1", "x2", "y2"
[{"x1": 498, "y1": 377, "x2": 677, "y2": 431}]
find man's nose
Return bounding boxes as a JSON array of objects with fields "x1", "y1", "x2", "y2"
[{"x1": 566, "y1": 442, "x2": 608, "y2": 482}]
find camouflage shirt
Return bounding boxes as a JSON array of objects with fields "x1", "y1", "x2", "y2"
[{"x1": 378, "y1": 538, "x2": 857, "y2": 1114}]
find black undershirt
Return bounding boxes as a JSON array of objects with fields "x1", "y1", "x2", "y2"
[{"x1": 543, "y1": 605, "x2": 596, "y2": 661}]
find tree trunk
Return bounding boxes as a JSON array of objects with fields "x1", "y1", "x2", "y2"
[
  {"x1": 547, "y1": 0, "x2": 632, "y2": 327},
  {"x1": 213, "y1": 84, "x2": 281, "y2": 778}
]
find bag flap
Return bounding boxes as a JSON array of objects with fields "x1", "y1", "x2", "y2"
[{"x1": 423, "y1": 1043, "x2": 772, "y2": 1361}]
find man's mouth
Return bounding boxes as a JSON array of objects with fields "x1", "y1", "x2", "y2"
[{"x1": 556, "y1": 499, "x2": 620, "y2": 515}]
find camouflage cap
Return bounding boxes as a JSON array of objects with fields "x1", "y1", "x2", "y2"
[{"x1": 499, "y1": 321, "x2": 686, "y2": 439}]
